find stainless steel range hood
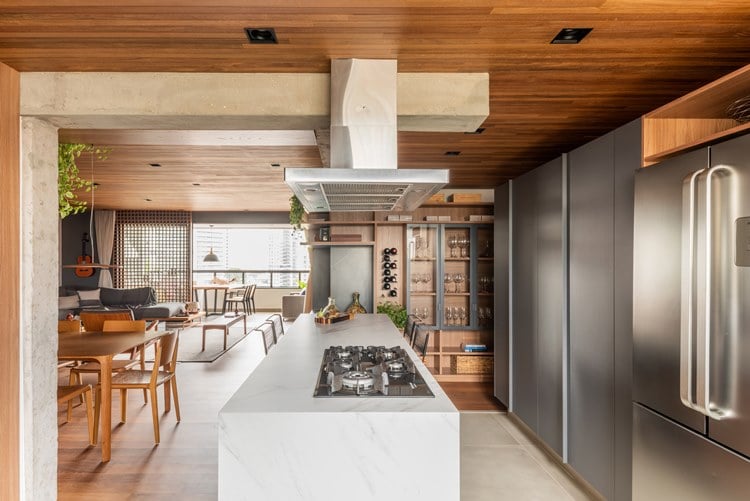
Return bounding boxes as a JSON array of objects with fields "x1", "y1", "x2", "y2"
[{"x1": 285, "y1": 59, "x2": 449, "y2": 212}]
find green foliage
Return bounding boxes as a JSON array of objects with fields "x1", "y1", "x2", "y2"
[
  {"x1": 376, "y1": 301, "x2": 407, "y2": 329},
  {"x1": 289, "y1": 194, "x2": 304, "y2": 230},
  {"x1": 58, "y1": 143, "x2": 110, "y2": 219},
  {"x1": 297, "y1": 279, "x2": 307, "y2": 289}
]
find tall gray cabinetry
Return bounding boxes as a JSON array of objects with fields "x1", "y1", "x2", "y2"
[
  {"x1": 568, "y1": 118, "x2": 638, "y2": 501},
  {"x1": 510, "y1": 156, "x2": 565, "y2": 456}
]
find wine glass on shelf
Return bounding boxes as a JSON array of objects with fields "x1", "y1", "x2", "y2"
[
  {"x1": 478, "y1": 307, "x2": 486, "y2": 326},
  {"x1": 422, "y1": 273, "x2": 432, "y2": 293},
  {"x1": 444, "y1": 273, "x2": 453, "y2": 293},
  {"x1": 451, "y1": 307, "x2": 459, "y2": 326},
  {"x1": 411, "y1": 274, "x2": 419, "y2": 292},
  {"x1": 421, "y1": 307, "x2": 430, "y2": 324},
  {"x1": 459, "y1": 306, "x2": 467, "y2": 326},
  {"x1": 448, "y1": 235, "x2": 458, "y2": 258},
  {"x1": 453, "y1": 273, "x2": 464, "y2": 293},
  {"x1": 415, "y1": 236, "x2": 424, "y2": 259},
  {"x1": 459, "y1": 236, "x2": 470, "y2": 258},
  {"x1": 445, "y1": 306, "x2": 453, "y2": 325}
]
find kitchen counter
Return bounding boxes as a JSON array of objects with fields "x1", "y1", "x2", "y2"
[{"x1": 218, "y1": 313, "x2": 459, "y2": 500}]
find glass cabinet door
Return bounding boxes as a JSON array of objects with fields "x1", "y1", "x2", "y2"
[
  {"x1": 441, "y1": 225, "x2": 471, "y2": 330},
  {"x1": 475, "y1": 225, "x2": 494, "y2": 328},
  {"x1": 406, "y1": 225, "x2": 438, "y2": 327}
]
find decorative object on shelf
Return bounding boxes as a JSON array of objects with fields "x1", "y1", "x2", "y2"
[
  {"x1": 376, "y1": 301, "x2": 407, "y2": 329},
  {"x1": 345, "y1": 292, "x2": 367, "y2": 315},
  {"x1": 314, "y1": 312, "x2": 352, "y2": 324},
  {"x1": 319, "y1": 297, "x2": 339, "y2": 318},
  {"x1": 289, "y1": 194, "x2": 304, "y2": 230},
  {"x1": 318, "y1": 226, "x2": 330, "y2": 241},
  {"x1": 727, "y1": 96, "x2": 750, "y2": 123},
  {"x1": 58, "y1": 143, "x2": 110, "y2": 219}
]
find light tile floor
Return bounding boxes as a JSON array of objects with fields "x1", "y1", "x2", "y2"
[{"x1": 461, "y1": 412, "x2": 600, "y2": 501}]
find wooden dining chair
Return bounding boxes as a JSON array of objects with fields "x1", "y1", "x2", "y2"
[
  {"x1": 222, "y1": 285, "x2": 248, "y2": 315},
  {"x1": 58, "y1": 319, "x2": 82, "y2": 333},
  {"x1": 58, "y1": 384, "x2": 96, "y2": 446},
  {"x1": 69, "y1": 318, "x2": 149, "y2": 407},
  {"x1": 57, "y1": 319, "x2": 83, "y2": 368},
  {"x1": 79, "y1": 310, "x2": 134, "y2": 332},
  {"x1": 94, "y1": 331, "x2": 180, "y2": 445}
]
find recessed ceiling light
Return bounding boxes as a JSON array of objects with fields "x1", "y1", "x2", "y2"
[
  {"x1": 192, "y1": 183, "x2": 201, "y2": 186},
  {"x1": 149, "y1": 163, "x2": 161, "y2": 167},
  {"x1": 551, "y1": 28, "x2": 592, "y2": 44},
  {"x1": 144, "y1": 198, "x2": 152, "y2": 202},
  {"x1": 464, "y1": 127, "x2": 486, "y2": 135},
  {"x1": 93, "y1": 182, "x2": 100, "y2": 187},
  {"x1": 271, "y1": 163, "x2": 281, "y2": 167},
  {"x1": 445, "y1": 151, "x2": 461, "y2": 156},
  {"x1": 245, "y1": 27, "x2": 278, "y2": 44}
]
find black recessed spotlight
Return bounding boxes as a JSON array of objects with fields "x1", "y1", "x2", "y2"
[
  {"x1": 192, "y1": 183, "x2": 201, "y2": 186},
  {"x1": 445, "y1": 151, "x2": 461, "y2": 156},
  {"x1": 93, "y1": 182, "x2": 100, "y2": 187},
  {"x1": 149, "y1": 163, "x2": 161, "y2": 167},
  {"x1": 551, "y1": 28, "x2": 592, "y2": 44},
  {"x1": 144, "y1": 198, "x2": 152, "y2": 202},
  {"x1": 271, "y1": 163, "x2": 281, "y2": 167},
  {"x1": 245, "y1": 27, "x2": 278, "y2": 44}
]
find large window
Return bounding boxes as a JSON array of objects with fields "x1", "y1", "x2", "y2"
[{"x1": 192, "y1": 225, "x2": 309, "y2": 288}]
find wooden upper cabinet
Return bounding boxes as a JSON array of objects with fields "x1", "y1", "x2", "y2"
[{"x1": 643, "y1": 63, "x2": 750, "y2": 166}]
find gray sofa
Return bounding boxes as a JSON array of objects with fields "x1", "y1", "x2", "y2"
[{"x1": 59, "y1": 285, "x2": 185, "y2": 320}]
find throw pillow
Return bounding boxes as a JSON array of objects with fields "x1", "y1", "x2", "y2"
[
  {"x1": 77, "y1": 288, "x2": 103, "y2": 308},
  {"x1": 58, "y1": 295, "x2": 79, "y2": 310}
]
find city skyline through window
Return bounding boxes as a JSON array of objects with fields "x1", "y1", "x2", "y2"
[{"x1": 193, "y1": 224, "x2": 309, "y2": 287}]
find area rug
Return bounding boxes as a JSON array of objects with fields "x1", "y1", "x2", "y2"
[{"x1": 148, "y1": 313, "x2": 280, "y2": 363}]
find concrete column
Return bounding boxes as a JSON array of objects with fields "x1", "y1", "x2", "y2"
[{"x1": 20, "y1": 117, "x2": 59, "y2": 501}]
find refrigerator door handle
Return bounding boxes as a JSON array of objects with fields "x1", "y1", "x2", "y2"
[
  {"x1": 680, "y1": 169, "x2": 704, "y2": 412},
  {"x1": 697, "y1": 165, "x2": 731, "y2": 420}
]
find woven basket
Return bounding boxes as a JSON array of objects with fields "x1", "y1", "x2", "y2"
[{"x1": 451, "y1": 355, "x2": 493, "y2": 374}]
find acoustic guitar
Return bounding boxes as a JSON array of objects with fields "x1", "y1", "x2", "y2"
[{"x1": 75, "y1": 232, "x2": 95, "y2": 278}]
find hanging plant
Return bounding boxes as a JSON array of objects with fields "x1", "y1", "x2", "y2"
[
  {"x1": 58, "y1": 143, "x2": 110, "y2": 219},
  {"x1": 289, "y1": 194, "x2": 305, "y2": 230}
]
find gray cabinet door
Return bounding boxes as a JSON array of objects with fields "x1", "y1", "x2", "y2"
[
  {"x1": 535, "y1": 157, "x2": 564, "y2": 455},
  {"x1": 494, "y1": 184, "x2": 510, "y2": 406},
  {"x1": 569, "y1": 132, "x2": 616, "y2": 500},
  {"x1": 511, "y1": 167, "x2": 538, "y2": 430}
]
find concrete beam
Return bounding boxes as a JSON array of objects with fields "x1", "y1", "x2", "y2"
[{"x1": 20, "y1": 72, "x2": 488, "y2": 132}]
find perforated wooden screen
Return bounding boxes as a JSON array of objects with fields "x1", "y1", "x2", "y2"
[{"x1": 112, "y1": 211, "x2": 192, "y2": 302}]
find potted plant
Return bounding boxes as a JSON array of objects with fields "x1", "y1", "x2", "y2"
[
  {"x1": 58, "y1": 143, "x2": 109, "y2": 219},
  {"x1": 289, "y1": 194, "x2": 304, "y2": 230},
  {"x1": 376, "y1": 301, "x2": 407, "y2": 329}
]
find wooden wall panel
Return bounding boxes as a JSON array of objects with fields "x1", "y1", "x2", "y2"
[{"x1": 0, "y1": 61, "x2": 20, "y2": 501}]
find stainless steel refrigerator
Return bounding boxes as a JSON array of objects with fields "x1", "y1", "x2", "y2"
[{"x1": 633, "y1": 134, "x2": 750, "y2": 499}]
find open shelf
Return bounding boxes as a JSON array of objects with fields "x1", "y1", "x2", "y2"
[{"x1": 642, "y1": 63, "x2": 750, "y2": 166}]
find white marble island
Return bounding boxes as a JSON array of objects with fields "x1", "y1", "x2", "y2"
[{"x1": 218, "y1": 313, "x2": 459, "y2": 501}]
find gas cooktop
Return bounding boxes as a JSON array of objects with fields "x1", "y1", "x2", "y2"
[{"x1": 313, "y1": 345, "x2": 435, "y2": 397}]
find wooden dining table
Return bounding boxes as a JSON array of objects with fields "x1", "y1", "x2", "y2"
[
  {"x1": 58, "y1": 329, "x2": 171, "y2": 462},
  {"x1": 193, "y1": 283, "x2": 245, "y2": 314}
]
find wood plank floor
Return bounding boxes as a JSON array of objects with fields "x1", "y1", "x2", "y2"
[
  {"x1": 441, "y1": 382, "x2": 507, "y2": 412},
  {"x1": 57, "y1": 323, "x2": 500, "y2": 499}
]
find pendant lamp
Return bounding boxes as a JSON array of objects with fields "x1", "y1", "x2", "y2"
[{"x1": 203, "y1": 225, "x2": 220, "y2": 262}]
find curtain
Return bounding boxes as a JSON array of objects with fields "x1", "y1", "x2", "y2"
[{"x1": 94, "y1": 210, "x2": 116, "y2": 288}]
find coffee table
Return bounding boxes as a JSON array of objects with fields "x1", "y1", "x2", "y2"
[{"x1": 202, "y1": 313, "x2": 247, "y2": 351}]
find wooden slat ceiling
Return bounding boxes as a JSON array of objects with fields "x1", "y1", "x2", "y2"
[{"x1": 4, "y1": 1, "x2": 750, "y2": 211}]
